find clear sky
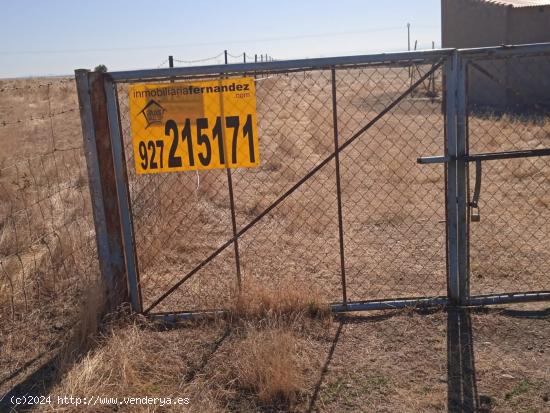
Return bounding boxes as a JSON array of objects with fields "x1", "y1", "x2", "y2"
[{"x1": 0, "y1": 0, "x2": 441, "y2": 78}]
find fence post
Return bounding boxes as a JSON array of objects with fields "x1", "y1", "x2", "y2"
[
  {"x1": 103, "y1": 77, "x2": 142, "y2": 313},
  {"x1": 168, "y1": 55, "x2": 175, "y2": 84},
  {"x1": 330, "y1": 68, "x2": 347, "y2": 306},
  {"x1": 444, "y1": 53, "x2": 460, "y2": 305},
  {"x1": 456, "y1": 54, "x2": 470, "y2": 304},
  {"x1": 445, "y1": 51, "x2": 469, "y2": 305},
  {"x1": 222, "y1": 51, "x2": 242, "y2": 290},
  {"x1": 75, "y1": 69, "x2": 130, "y2": 311}
]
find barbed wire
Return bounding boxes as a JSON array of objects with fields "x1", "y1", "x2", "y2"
[
  {"x1": 156, "y1": 58, "x2": 169, "y2": 69},
  {"x1": 0, "y1": 78, "x2": 74, "y2": 92},
  {"x1": 173, "y1": 52, "x2": 225, "y2": 64},
  {"x1": 170, "y1": 51, "x2": 276, "y2": 66},
  {"x1": 0, "y1": 107, "x2": 78, "y2": 127}
]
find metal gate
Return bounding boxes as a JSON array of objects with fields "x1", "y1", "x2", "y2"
[
  {"x1": 462, "y1": 45, "x2": 550, "y2": 305},
  {"x1": 75, "y1": 44, "x2": 550, "y2": 320}
]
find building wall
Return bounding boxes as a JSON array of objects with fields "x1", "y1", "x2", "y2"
[
  {"x1": 442, "y1": 0, "x2": 509, "y2": 107},
  {"x1": 509, "y1": 6, "x2": 550, "y2": 44},
  {"x1": 442, "y1": 0, "x2": 510, "y2": 48},
  {"x1": 507, "y1": 6, "x2": 550, "y2": 107},
  {"x1": 442, "y1": 0, "x2": 550, "y2": 110}
]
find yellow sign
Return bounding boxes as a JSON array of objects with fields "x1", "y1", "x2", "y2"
[{"x1": 128, "y1": 77, "x2": 259, "y2": 174}]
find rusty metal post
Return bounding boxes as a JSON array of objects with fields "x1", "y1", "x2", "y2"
[
  {"x1": 75, "y1": 69, "x2": 130, "y2": 311},
  {"x1": 222, "y1": 53, "x2": 242, "y2": 290},
  {"x1": 331, "y1": 68, "x2": 347, "y2": 305}
]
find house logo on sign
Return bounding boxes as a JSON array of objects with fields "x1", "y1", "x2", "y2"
[{"x1": 138, "y1": 99, "x2": 165, "y2": 128}]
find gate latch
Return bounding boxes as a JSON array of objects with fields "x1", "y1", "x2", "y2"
[
  {"x1": 470, "y1": 160, "x2": 482, "y2": 222},
  {"x1": 418, "y1": 148, "x2": 550, "y2": 223},
  {"x1": 416, "y1": 155, "x2": 483, "y2": 222}
]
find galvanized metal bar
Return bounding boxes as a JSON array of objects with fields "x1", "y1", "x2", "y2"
[
  {"x1": 456, "y1": 55, "x2": 470, "y2": 305},
  {"x1": 417, "y1": 155, "x2": 450, "y2": 164},
  {"x1": 143, "y1": 60, "x2": 446, "y2": 314},
  {"x1": 108, "y1": 49, "x2": 454, "y2": 82},
  {"x1": 148, "y1": 290, "x2": 550, "y2": 321},
  {"x1": 149, "y1": 310, "x2": 226, "y2": 322},
  {"x1": 421, "y1": 148, "x2": 550, "y2": 164},
  {"x1": 458, "y1": 42, "x2": 550, "y2": 60},
  {"x1": 103, "y1": 77, "x2": 142, "y2": 312},
  {"x1": 467, "y1": 148, "x2": 550, "y2": 162},
  {"x1": 226, "y1": 170, "x2": 242, "y2": 290},
  {"x1": 331, "y1": 68, "x2": 347, "y2": 305},
  {"x1": 467, "y1": 291, "x2": 550, "y2": 306},
  {"x1": 74, "y1": 70, "x2": 128, "y2": 310},
  {"x1": 149, "y1": 297, "x2": 449, "y2": 321},
  {"x1": 443, "y1": 71, "x2": 451, "y2": 313},
  {"x1": 444, "y1": 53, "x2": 460, "y2": 304},
  {"x1": 220, "y1": 57, "x2": 242, "y2": 290},
  {"x1": 331, "y1": 297, "x2": 448, "y2": 312}
]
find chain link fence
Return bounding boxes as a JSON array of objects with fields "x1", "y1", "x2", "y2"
[
  {"x1": 110, "y1": 46, "x2": 550, "y2": 316},
  {"x1": 466, "y1": 52, "x2": 550, "y2": 297},
  {"x1": 114, "y1": 54, "x2": 449, "y2": 314}
]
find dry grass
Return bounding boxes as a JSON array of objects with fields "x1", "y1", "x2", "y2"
[
  {"x1": 224, "y1": 328, "x2": 305, "y2": 404},
  {"x1": 0, "y1": 77, "x2": 99, "y2": 396},
  {"x1": 229, "y1": 278, "x2": 331, "y2": 324},
  {"x1": 42, "y1": 280, "x2": 329, "y2": 412},
  {"x1": 57, "y1": 277, "x2": 107, "y2": 369},
  {"x1": 42, "y1": 301, "x2": 550, "y2": 412}
]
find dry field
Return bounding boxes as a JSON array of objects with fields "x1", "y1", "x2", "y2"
[
  {"x1": 0, "y1": 77, "x2": 100, "y2": 399},
  {"x1": 0, "y1": 59, "x2": 549, "y2": 412}
]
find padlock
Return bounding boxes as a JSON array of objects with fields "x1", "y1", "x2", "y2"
[{"x1": 471, "y1": 207, "x2": 480, "y2": 222}]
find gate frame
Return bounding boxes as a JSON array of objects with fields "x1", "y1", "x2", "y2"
[
  {"x1": 421, "y1": 42, "x2": 550, "y2": 308},
  {"x1": 75, "y1": 43, "x2": 550, "y2": 319},
  {"x1": 459, "y1": 43, "x2": 550, "y2": 307}
]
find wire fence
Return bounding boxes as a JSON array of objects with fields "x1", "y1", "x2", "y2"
[
  {"x1": 113, "y1": 47, "x2": 549, "y2": 316},
  {"x1": 466, "y1": 53, "x2": 550, "y2": 297},
  {"x1": 114, "y1": 56, "x2": 447, "y2": 314},
  {"x1": 156, "y1": 50, "x2": 276, "y2": 68},
  {"x1": 0, "y1": 78, "x2": 99, "y2": 394}
]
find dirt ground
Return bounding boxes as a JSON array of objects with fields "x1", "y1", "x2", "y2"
[{"x1": 8, "y1": 303, "x2": 548, "y2": 412}]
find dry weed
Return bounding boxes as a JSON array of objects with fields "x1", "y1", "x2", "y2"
[
  {"x1": 45, "y1": 321, "x2": 226, "y2": 412},
  {"x1": 214, "y1": 327, "x2": 309, "y2": 406},
  {"x1": 41, "y1": 278, "x2": 329, "y2": 412},
  {"x1": 229, "y1": 277, "x2": 331, "y2": 325}
]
